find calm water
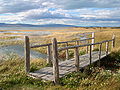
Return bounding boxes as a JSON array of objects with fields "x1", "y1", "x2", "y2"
[
  {"x1": 0, "y1": 26, "x2": 71, "y2": 36},
  {"x1": 0, "y1": 30, "x2": 51, "y2": 36},
  {"x1": 0, "y1": 26, "x2": 70, "y2": 30},
  {"x1": 0, "y1": 45, "x2": 47, "y2": 60}
]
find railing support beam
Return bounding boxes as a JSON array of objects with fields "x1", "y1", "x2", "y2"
[
  {"x1": 98, "y1": 43, "x2": 102, "y2": 66},
  {"x1": 112, "y1": 34, "x2": 115, "y2": 48},
  {"x1": 106, "y1": 42, "x2": 109, "y2": 55},
  {"x1": 66, "y1": 42, "x2": 69, "y2": 60},
  {"x1": 89, "y1": 45, "x2": 92, "y2": 65},
  {"x1": 24, "y1": 36, "x2": 30, "y2": 73},
  {"x1": 52, "y1": 38, "x2": 59, "y2": 84},
  {"x1": 74, "y1": 47, "x2": 79, "y2": 72},
  {"x1": 91, "y1": 32, "x2": 95, "y2": 51},
  {"x1": 47, "y1": 45, "x2": 52, "y2": 65}
]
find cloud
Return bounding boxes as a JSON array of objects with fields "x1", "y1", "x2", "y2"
[
  {"x1": 53, "y1": 0, "x2": 120, "y2": 9},
  {"x1": 0, "y1": 0, "x2": 120, "y2": 26},
  {"x1": 22, "y1": 8, "x2": 69, "y2": 20},
  {"x1": 1, "y1": 0, "x2": 120, "y2": 14},
  {"x1": 0, "y1": 0, "x2": 42, "y2": 13}
]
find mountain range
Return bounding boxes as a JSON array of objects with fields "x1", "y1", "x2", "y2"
[{"x1": 0, "y1": 23, "x2": 77, "y2": 27}]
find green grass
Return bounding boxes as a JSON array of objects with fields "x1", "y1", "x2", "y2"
[{"x1": 0, "y1": 49, "x2": 120, "y2": 90}]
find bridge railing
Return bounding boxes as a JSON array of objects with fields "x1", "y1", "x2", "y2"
[
  {"x1": 51, "y1": 34, "x2": 115, "y2": 84},
  {"x1": 24, "y1": 32, "x2": 95, "y2": 73},
  {"x1": 24, "y1": 32, "x2": 116, "y2": 84}
]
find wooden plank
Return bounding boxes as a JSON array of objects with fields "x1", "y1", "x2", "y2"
[
  {"x1": 28, "y1": 51, "x2": 108, "y2": 81},
  {"x1": 24, "y1": 36, "x2": 30, "y2": 73},
  {"x1": 74, "y1": 47, "x2": 79, "y2": 71},
  {"x1": 52, "y1": 38, "x2": 59, "y2": 84},
  {"x1": 47, "y1": 45, "x2": 52, "y2": 64}
]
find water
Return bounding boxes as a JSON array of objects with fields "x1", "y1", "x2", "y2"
[
  {"x1": 0, "y1": 30, "x2": 51, "y2": 36},
  {"x1": 0, "y1": 26, "x2": 70, "y2": 30},
  {"x1": 0, "y1": 26, "x2": 72, "y2": 36},
  {"x1": 0, "y1": 45, "x2": 47, "y2": 60}
]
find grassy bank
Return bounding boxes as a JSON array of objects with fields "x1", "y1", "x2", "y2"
[{"x1": 0, "y1": 48, "x2": 120, "y2": 90}]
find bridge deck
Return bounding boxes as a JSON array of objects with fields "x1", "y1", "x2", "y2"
[{"x1": 29, "y1": 51, "x2": 108, "y2": 81}]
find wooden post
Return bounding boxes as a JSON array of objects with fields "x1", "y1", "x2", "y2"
[
  {"x1": 89, "y1": 45, "x2": 92, "y2": 65},
  {"x1": 91, "y1": 32, "x2": 95, "y2": 51},
  {"x1": 52, "y1": 38, "x2": 59, "y2": 84},
  {"x1": 98, "y1": 43, "x2": 102, "y2": 66},
  {"x1": 66, "y1": 42, "x2": 69, "y2": 60},
  {"x1": 47, "y1": 45, "x2": 52, "y2": 64},
  {"x1": 74, "y1": 47, "x2": 79, "y2": 72},
  {"x1": 76, "y1": 41, "x2": 79, "y2": 45},
  {"x1": 112, "y1": 34, "x2": 115, "y2": 48},
  {"x1": 106, "y1": 42, "x2": 109, "y2": 55},
  {"x1": 86, "y1": 40, "x2": 89, "y2": 53},
  {"x1": 24, "y1": 36, "x2": 30, "y2": 73}
]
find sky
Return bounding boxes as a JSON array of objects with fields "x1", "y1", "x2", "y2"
[{"x1": 0, "y1": 0, "x2": 120, "y2": 27}]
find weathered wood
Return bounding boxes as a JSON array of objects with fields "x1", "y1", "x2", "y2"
[
  {"x1": 106, "y1": 42, "x2": 109, "y2": 55},
  {"x1": 74, "y1": 47, "x2": 79, "y2": 72},
  {"x1": 24, "y1": 36, "x2": 30, "y2": 73},
  {"x1": 66, "y1": 42, "x2": 69, "y2": 60},
  {"x1": 112, "y1": 34, "x2": 115, "y2": 48},
  {"x1": 47, "y1": 45, "x2": 52, "y2": 64},
  {"x1": 98, "y1": 43, "x2": 102, "y2": 66},
  {"x1": 76, "y1": 41, "x2": 79, "y2": 45},
  {"x1": 31, "y1": 37, "x2": 94, "y2": 48},
  {"x1": 89, "y1": 45, "x2": 92, "y2": 64},
  {"x1": 92, "y1": 32, "x2": 95, "y2": 51},
  {"x1": 86, "y1": 40, "x2": 89, "y2": 53},
  {"x1": 29, "y1": 51, "x2": 107, "y2": 81},
  {"x1": 31, "y1": 43, "x2": 51, "y2": 48},
  {"x1": 52, "y1": 38, "x2": 59, "y2": 84},
  {"x1": 58, "y1": 40, "x2": 113, "y2": 51}
]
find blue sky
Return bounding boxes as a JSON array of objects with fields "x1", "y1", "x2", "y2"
[{"x1": 0, "y1": 0, "x2": 120, "y2": 27}]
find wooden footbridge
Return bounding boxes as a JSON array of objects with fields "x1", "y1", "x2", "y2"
[{"x1": 24, "y1": 32, "x2": 115, "y2": 84}]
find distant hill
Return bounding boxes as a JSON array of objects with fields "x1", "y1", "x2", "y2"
[
  {"x1": 0, "y1": 23, "x2": 120, "y2": 28},
  {"x1": 0, "y1": 23, "x2": 77, "y2": 27}
]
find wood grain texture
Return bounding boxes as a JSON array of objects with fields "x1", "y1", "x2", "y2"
[
  {"x1": 66, "y1": 42, "x2": 69, "y2": 60},
  {"x1": 47, "y1": 45, "x2": 52, "y2": 64},
  {"x1": 29, "y1": 51, "x2": 108, "y2": 81},
  {"x1": 24, "y1": 36, "x2": 30, "y2": 73},
  {"x1": 52, "y1": 38, "x2": 59, "y2": 84},
  {"x1": 92, "y1": 32, "x2": 95, "y2": 51},
  {"x1": 74, "y1": 47, "x2": 79, "y2": 72}
]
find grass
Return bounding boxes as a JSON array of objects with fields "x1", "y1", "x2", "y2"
[
  {"x1": 0, "y1": 50, "x2": 120, "y2": 90},
  {"x1": 0, "y1": 27, "x2": 120, "y2": 89}
]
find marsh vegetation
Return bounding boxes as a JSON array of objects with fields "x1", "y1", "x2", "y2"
[{"x1": 0, "y1": 27, "x2": 120, "y2": 90}]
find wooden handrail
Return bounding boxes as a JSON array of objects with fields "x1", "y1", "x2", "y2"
[
  {"x1": 58, "y1": 39, "x2": 113, "y2": 51},
  {"x1": 30, "y1": 37, "x2": 94, "y2": 48}
]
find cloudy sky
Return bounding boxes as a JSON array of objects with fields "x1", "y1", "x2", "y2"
[{"x1": 0, "y1": 0, "x2": 120, "y2": 26}]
